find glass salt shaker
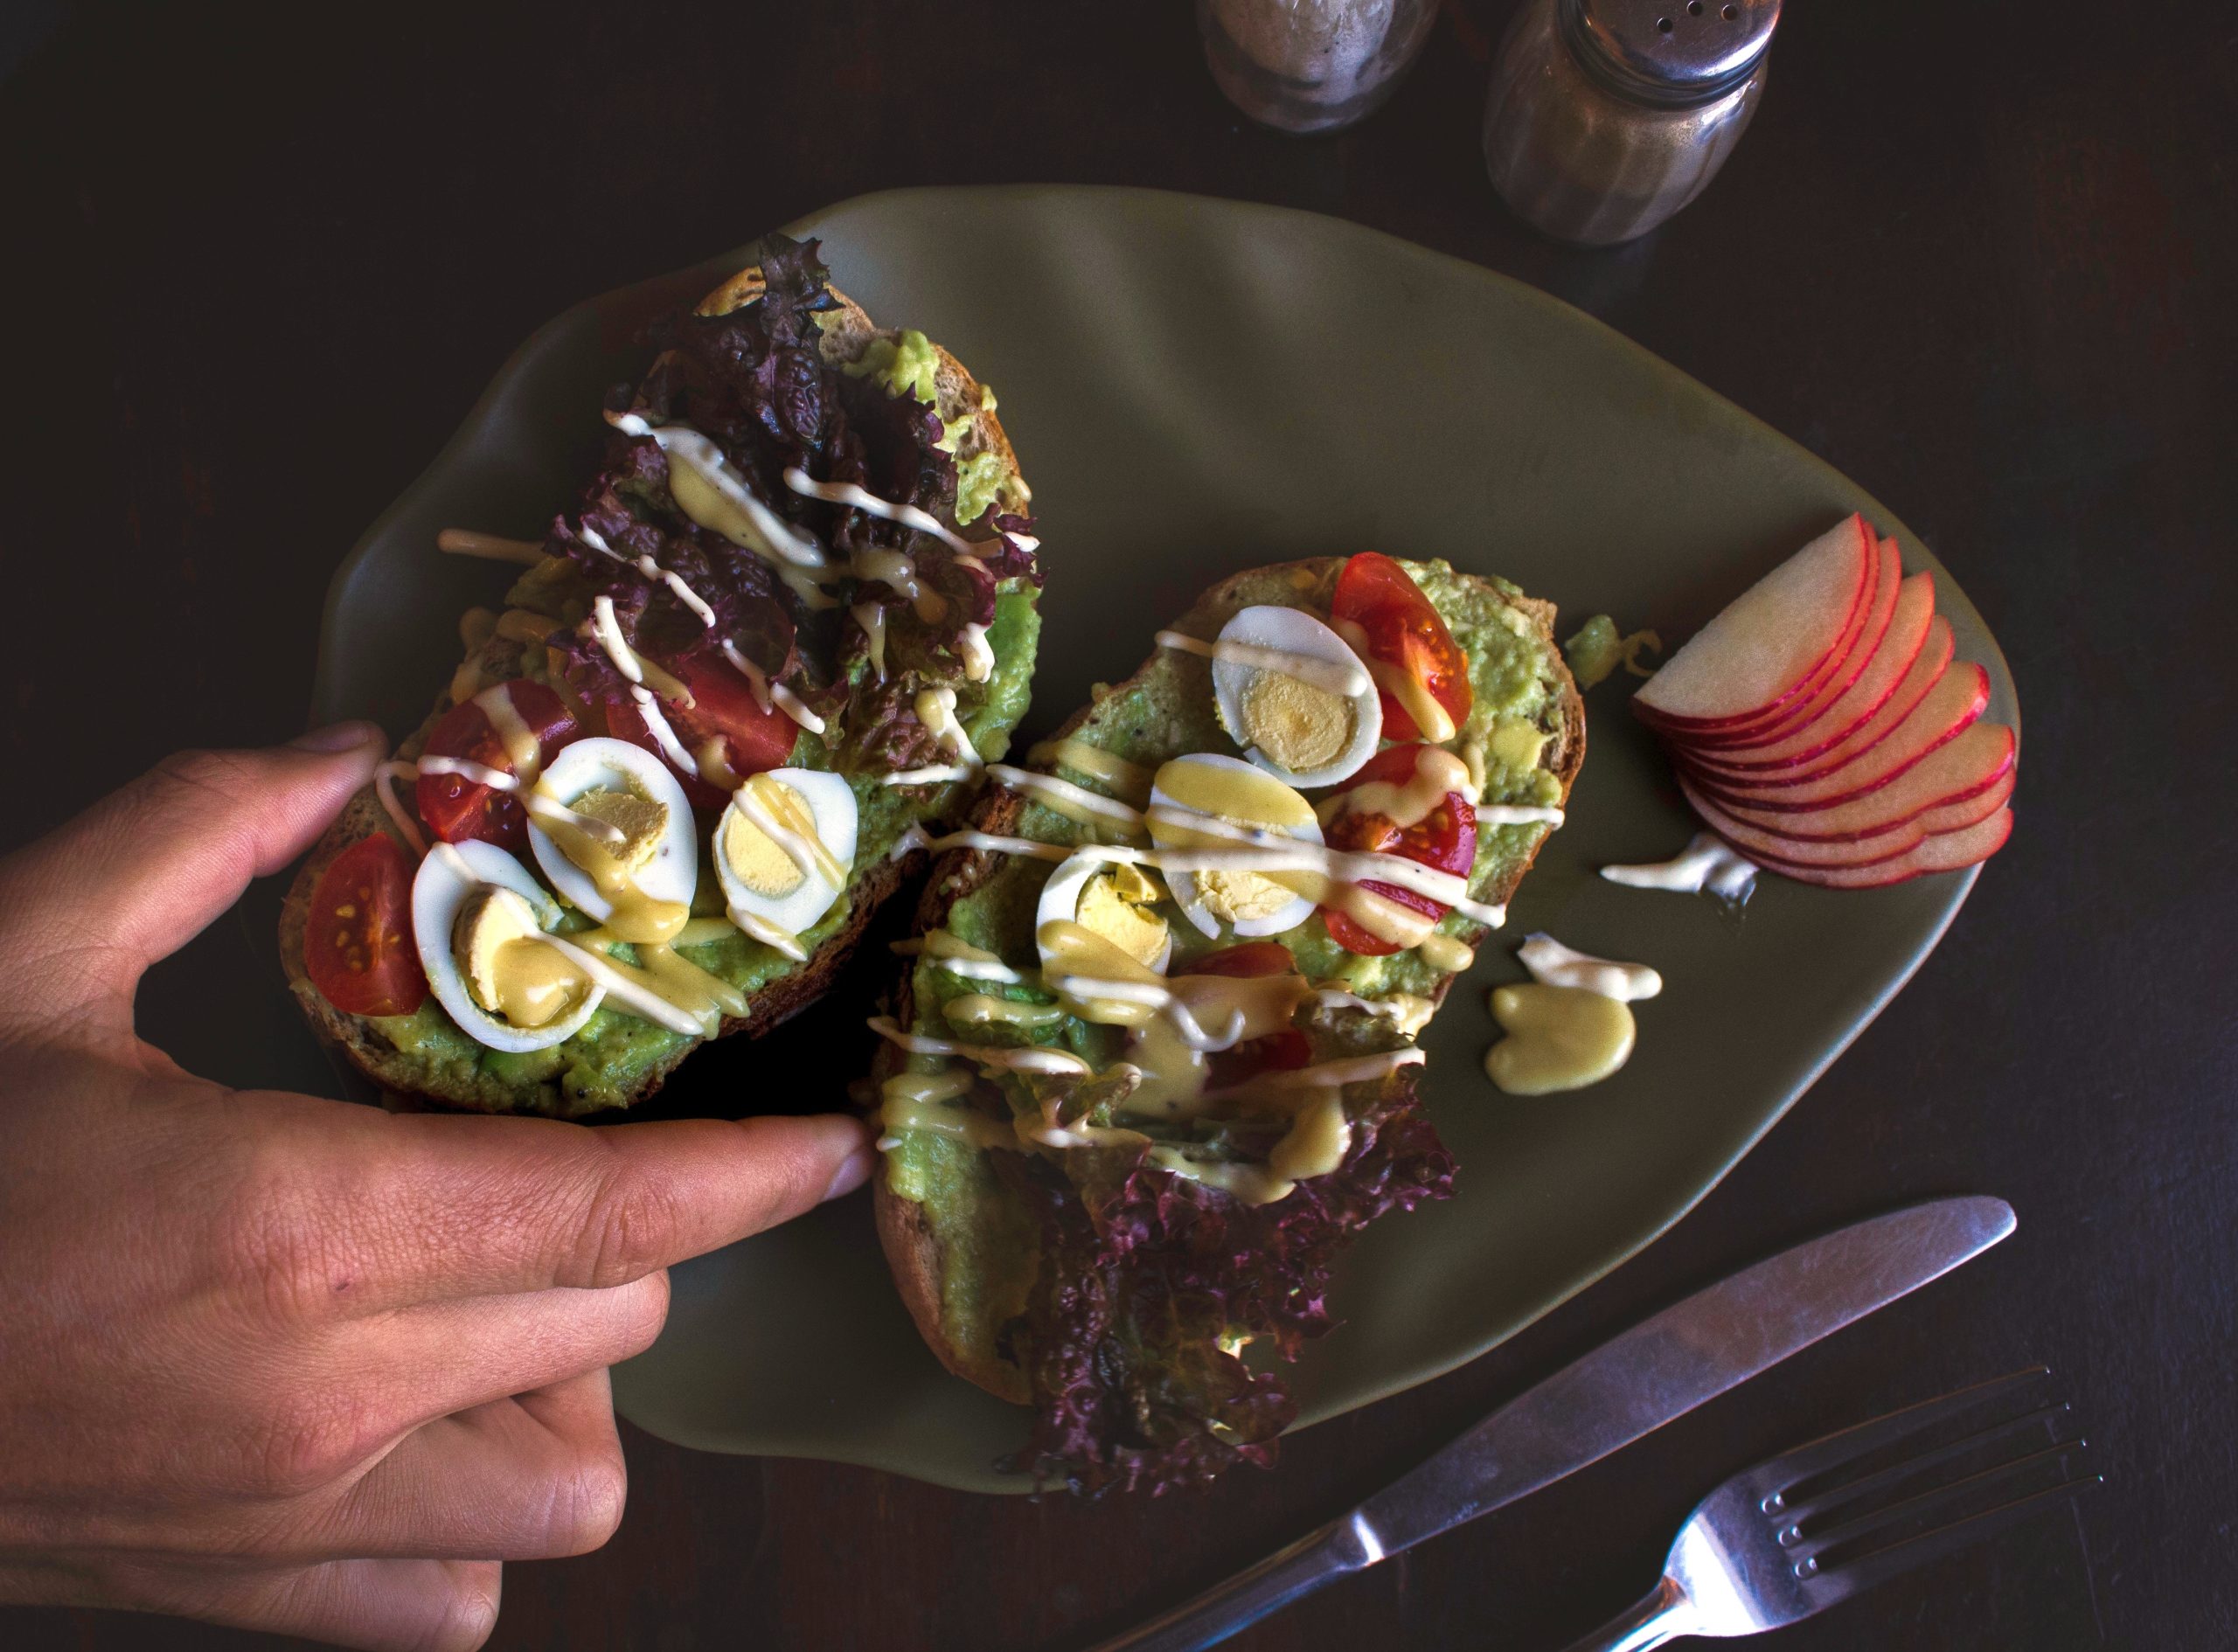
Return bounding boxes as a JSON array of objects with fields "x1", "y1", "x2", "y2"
[
  {"x1": 1197, "y1": 0, "x2": 1440, "y2": 134},
  {"x1": 1483, "y1": 0, "x2": 1780, "y2": 245}
]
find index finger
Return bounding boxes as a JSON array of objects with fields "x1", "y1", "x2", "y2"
[{"x1": 261, "y1": 1101, "x2": 873, "y2": 1307}]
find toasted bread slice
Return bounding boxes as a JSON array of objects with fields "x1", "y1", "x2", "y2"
[
  {"x1": 282, "y1": 252, "x2": 1038, "y2": 1116},
  {"x1": 870, "y1": 557, "x2": 1585, "y2": 1447}
]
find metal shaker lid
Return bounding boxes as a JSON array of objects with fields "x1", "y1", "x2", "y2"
[{"x1": 1563, "y1": 0, "x2": 1780, "y2": 104}]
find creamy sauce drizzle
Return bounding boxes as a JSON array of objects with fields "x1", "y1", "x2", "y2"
[
  {"x1": 986, "y1": 764, "x2": 1148, "y2": 836},
  {"x1": 436, "y1": 528, "x2": 546, "y2": 565},
  {"x1": 866, "y1": 1015, "x2": 1089, "y2": 1075},
  {"x1": 1156, "y1": 629, "x2": 1372, "y2": 698},
  {"x1": 577, "y1": 523, "x2": 719, "y2": 628},
  {"x1": 1516, "y1": 934, "x2": 1663, "y2": 1001},
  {"x1": 1602, "y1": 832, "x2": 1759, "y2": 901},
  {"x1": 1027, "y1": 738, "x2": 1154, "y2": 807}
]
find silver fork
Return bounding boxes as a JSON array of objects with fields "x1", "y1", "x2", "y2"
[{"x1": 1562, "y1": 1369, "x2": 2099, "y2": 1651}]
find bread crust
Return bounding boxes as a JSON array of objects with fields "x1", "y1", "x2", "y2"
[
  {"x1": 872, "y1": 558, "x2": 1586, "y2": 1399},
  {"x1": 281, "y1": 260, "x2": 1021, "y2": 1116}
]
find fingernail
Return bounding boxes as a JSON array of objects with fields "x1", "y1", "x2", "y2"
[
  {"x1": 822, "y1": 1143, "x2": 876, "y2": 1203},
  {"x1": 289, "y1": 719, "x2": 386, "y2": 754}
]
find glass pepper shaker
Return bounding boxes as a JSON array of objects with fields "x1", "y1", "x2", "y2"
[
  {"x1": 1483, "y1": 0, "x2": 1781, "y2": 245},
  {"x1": 1198, "y1": 0, "x2": 1440, "y2": 134}
]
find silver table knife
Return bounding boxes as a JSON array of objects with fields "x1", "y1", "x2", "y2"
[{"x1": 1087, "y1": 1195, "x2": 2016, "y2": 1652}]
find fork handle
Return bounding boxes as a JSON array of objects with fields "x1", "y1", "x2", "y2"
[
  {"x1": 1554, "y1": 1573, "x2": 1701, "y2": 1652},
  {"x1": 1081, "y1": 1515, "x2": 1374, "y2": 1652}
]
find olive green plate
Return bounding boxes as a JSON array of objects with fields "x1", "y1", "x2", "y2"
[{"x1": 311, "y1": 186, "x2": 2017, "y2": 1495}]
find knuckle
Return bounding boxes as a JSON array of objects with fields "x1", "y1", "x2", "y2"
[
  {"x1": 248, "y1": 1388, "x2": 391, "y2": 1496},
  {"x1": 572, "y1": 1163, "x2": 683, "y2": 1290}
]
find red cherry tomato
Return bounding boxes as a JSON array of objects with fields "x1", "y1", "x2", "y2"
[
  {"x1": 303, "y1": 836, "x2": 427, "y2": 1017},
  {"x1": 663, "y1": 650, "x2": 799, "y2": 786},
  {"x1": 1184, "y1": 941, "x2": 1298, "y2": 979},
  {"x1": 1206, "y1": 1028, "x2": 1313, "y2": 1091},
  {"x1": 1330, "y1": 552, "x2": 1473, "y2": 743},
  {"x1": 1318, "y1": 744, "x2": 1479, "y2": 957},
  {"x1": 416, "y1": 681, "x2": 578, "y2": 850}
]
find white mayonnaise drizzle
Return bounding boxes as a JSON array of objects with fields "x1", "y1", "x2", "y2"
[
  {"x1": 782, "y1": 467, "x2": 977, "y2": 556},
  {"x1": 957, "y1": 621, "x2": 994, "y2": 683},
  {"x1": 589, "y1": 596, "x2": 644, "y2": 685},
  {"x1": 373, "y1": 760, "x2": 430, "y2": 856},
  {"x1": 577, "y1": 523, "x2": 717, "y2": 628},
  {"x1": 986, "y1": 764, "x2": 1148, "y2": 832},
  {"x1": 628, "y1": 687, "x2": 699, "y2": 774},
  {"x1": 1602, "y1": 832, "x2": 1759, "y2": 901},
  {"x1": 1155, "y1": 629, "x2": 1372, "y2": 698},
  {"x1": 717, "y1": 639, "x2": 826, "y2": 735},
  {"x1": 881, "y1": 764, "x2": 978, "y2": 787},
  {"x1": 1479, "y1": 805, "x2": 1569, "y2": 828},
  {"x1": 1516, "y1": 934, "x2": 1664, "y2": 1002},
  {"x1": 867, "y1": 1016, "x2": 1089, "y2": 1075},
  {"x1": 888, "y1": 824, "x2": 934, "y2": 861},
  {"x1": 608, "y1": 412, "x2": 827, "y2": 572},
  {"x1": 928, "y1": 829, "x2": 1073, "y2": 863}
]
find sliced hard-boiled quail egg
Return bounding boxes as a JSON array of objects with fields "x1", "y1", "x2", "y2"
[
  {"x1": 413, "y1": 839, "x2": 605, "y2": 1052},
  {"x1": 1146, "y1": 753, "x2": 1324, "y2": 941},
  {"x1": 1036, "y1": 852, "x2": 1173, "y2": 975},
  {"x1": 1210, "y1": 605, "x2": 1382, "y2": 789},
  {"x1": 527, "y1": 737, "x2": 698, "y2": 943},
  {"x1": 713, "y1": 767, "x2": 858, "y2": 959}
]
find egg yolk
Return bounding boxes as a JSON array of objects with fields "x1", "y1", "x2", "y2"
[
  {"x1": 570, "y1": 787, "x2": 668, "y2": 873},
  {"x1": 722, "y1": 788, "x2": 810, "y2": 899},
  {"x1": 1074, "y1": 870, "x2": 1170, "y2": 968},
  {"x1": 1240, "y1": 670, "x2": 1352, "y2": 772},
  {"x1": 1193, "y1": 857, "x2": 1303, "y2": 927},
  {"x1": 454, "y1": 886, "x2": 585, "y2": 1028}
]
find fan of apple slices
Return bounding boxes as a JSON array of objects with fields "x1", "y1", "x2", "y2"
[{"x1": 1634, "y1": 514, "x2": 2015, "y2": 888}]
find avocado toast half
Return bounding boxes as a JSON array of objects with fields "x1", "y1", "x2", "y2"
[
  {"x1": 284, "y1": 235, "x2": 1043, "y2": 1117},
  {"x1": 869, "y1": 555, "x2": 1584, "y2": 1492}
]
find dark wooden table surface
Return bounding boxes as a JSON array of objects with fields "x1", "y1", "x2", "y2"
[{"x1": 3, "y1": 2, "x2": 2231, "y2": 1648}]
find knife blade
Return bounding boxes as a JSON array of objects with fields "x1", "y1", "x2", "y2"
[{"x1": 1086, "y1": 1195, "x2": 2016, "y2": 1652}]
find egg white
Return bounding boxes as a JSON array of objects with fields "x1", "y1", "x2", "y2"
[
  {"x1": 1147, "y1": 752, "x2": 1325, "y2": 941},
  {"x1": 713, "y1": 767, "x2": 858, "y2": 944},
  {"x1": 1210, "y1": 605, "x2": 1383, "y2": 790},
  {"x1": 412, "y1": 839, "x2": 605, "y2": 1052},
  {"x1": 527, "y1": 737, "x2": 699, "y2": 923}
]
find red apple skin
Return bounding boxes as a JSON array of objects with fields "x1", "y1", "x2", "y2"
[
  {"x1": 1686, "y1": 567, "x2": 1933, "y2": 766},
  {"x1": 1685, "y1": 617, "x2": 1955, "y2": 788},
  {"x1": 1635, "y1": 516, "x2": 1877, "y2": 731},
  {"x1": 1739, "y1": 807, "x2": 2013, "y2": 889},
  {"x1": 1678, "y1": 537, "x2": 1906, "y2": 752},
  {"x1": 1679, "y1": 747, "x2": 2015, "y2": 863},
  {"x1": 1685, "y1": 718, "x2": 2012, "y2": 836},
  {"x1": 1679, "y1": 663, "x2": 1991, "y2": 810}
]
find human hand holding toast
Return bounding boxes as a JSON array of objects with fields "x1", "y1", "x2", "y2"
[{"x1": 0, "y1": 725, "x2": 870, "y2": 1651}]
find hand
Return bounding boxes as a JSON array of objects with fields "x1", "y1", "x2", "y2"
[{"x1": 0, "y1": 727, "x2": 872, "y2": 1650}]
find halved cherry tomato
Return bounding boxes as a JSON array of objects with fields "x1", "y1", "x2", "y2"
[
  {"x1": 1330, "y1": 552, "x2": 1473, "y2": 743},
  {"x1": 417, "y1": 680, "x2": 578, "y2": 850},
  {"x1": 1207, "y1": 1028, "x2": 1312, "y2": 1091},
  {"x1": 304, "y1": 836, "x2": 427, "y2": 1017},
  {"x1": 1184, "y1": 941, "x2": 1298, "y2": 979},
  {"x1": 1319, "y1": 744, "x2": 1478, "y2": 957},
  {"x1": 662, "y1": 650, "x2": 799, "y2": 785}
]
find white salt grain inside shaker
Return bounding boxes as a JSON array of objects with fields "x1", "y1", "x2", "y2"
[{"x1": 1199, "y1": 0, "x2": 1439, "y2": 134}]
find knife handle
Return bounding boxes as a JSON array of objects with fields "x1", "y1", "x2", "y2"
[{"x1": 1082, "y1": 1513, "x2": 1377, "y2": 1652}]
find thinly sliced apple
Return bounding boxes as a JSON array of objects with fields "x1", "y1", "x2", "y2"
[
  {"x1": 1686, "y1": 721, "x2": 2014, "y2": 839},
  {"x1": 1683, "y1": 662, "x2": 1990, "y2": 809},
  {"x1": 1679, "y1": 739, "x2": 2014, "y2": 859},
  {"x1": 1916, "y1": 764, "x2": 2015, "y2": 834},
  {"x1": 1678, "y1": 535, "x2": 1905, "y2": 751},
  {"x1": 1686, "y1": 569, "x2": 1933, "y2": 767},
  {"x1": 1690, "y1": 616, "x2": 1955, "y2": 788},
  {"x1": 1744, "y1": 809, "x2": 2012, "y2": 889},
  {"x1": 1634, "y1": 515, "x2": 1874, "y2": 729}
]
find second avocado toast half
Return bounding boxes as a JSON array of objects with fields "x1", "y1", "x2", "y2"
[{"x1": 870, "y1": 556, "x2": 1584, "y2": 1492}]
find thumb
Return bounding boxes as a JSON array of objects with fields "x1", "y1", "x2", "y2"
[{"x1": 0, "y1": 724, "x2": 387, "y2": 1033}]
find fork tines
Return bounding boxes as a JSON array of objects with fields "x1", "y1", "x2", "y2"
[{"x1": 1747, "y1": 1368, "x2": 2099, "y2": 1600}]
